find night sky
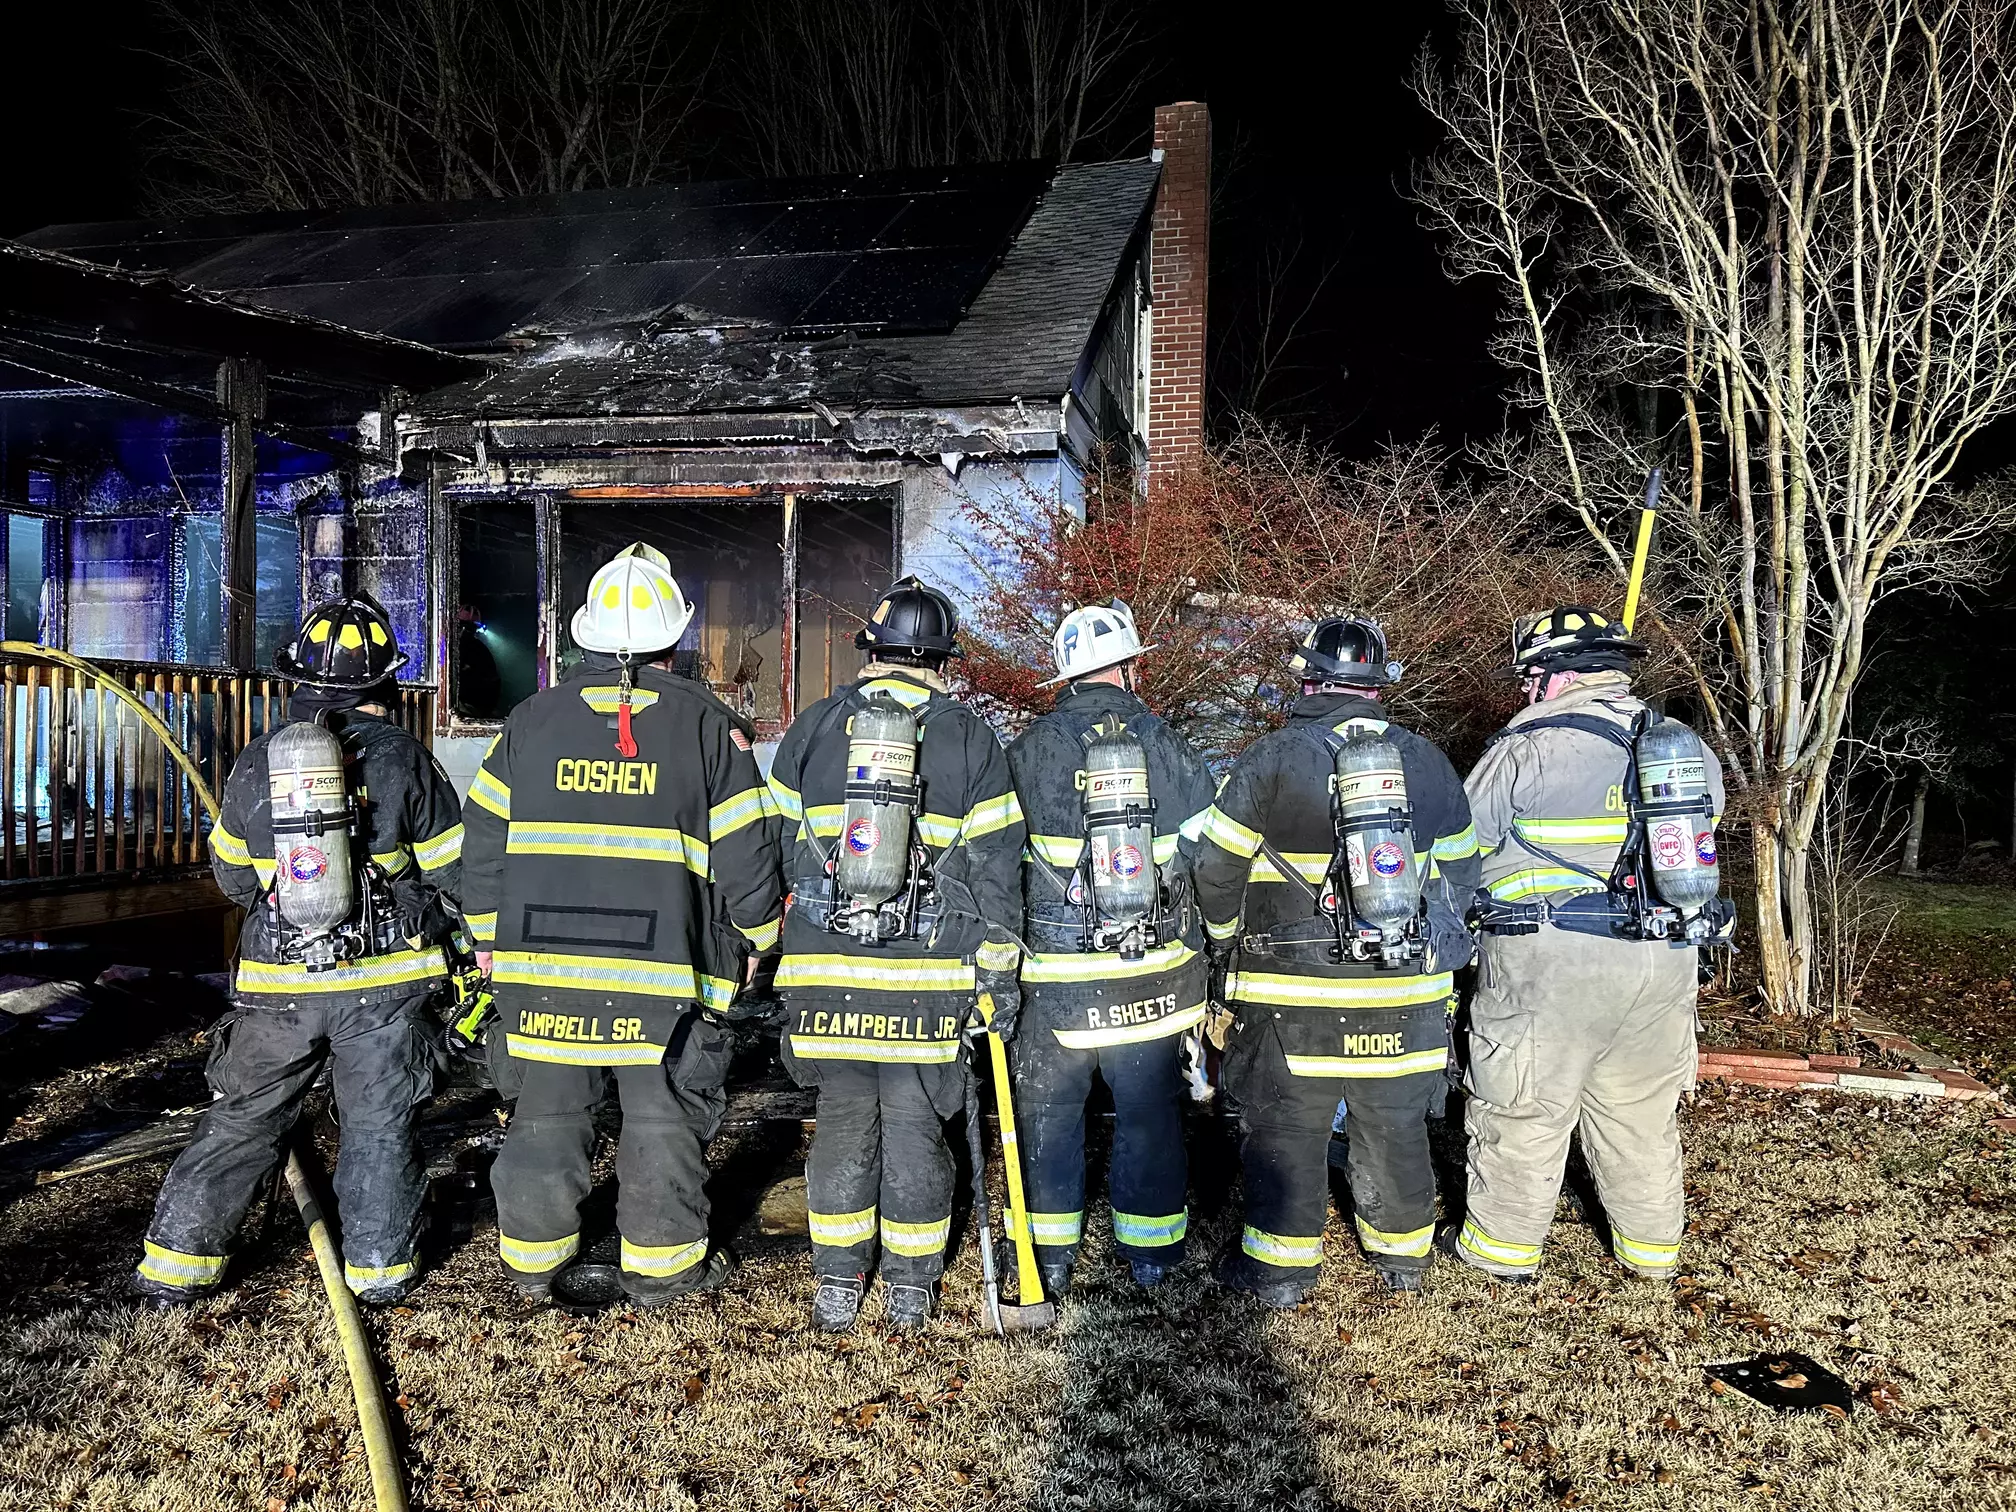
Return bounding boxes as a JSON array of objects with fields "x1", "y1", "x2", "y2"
[{"x1": 6, "y1": 2, "x2": 1501, "y2": 459}]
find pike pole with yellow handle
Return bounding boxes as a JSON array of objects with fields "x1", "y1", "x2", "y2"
[
  {"x1": 1, "y1": 642, "x2": 410, "y2": 1512},
  {"x1": 1621, "y1": 468, "x2": 1661, "y2": 633}
]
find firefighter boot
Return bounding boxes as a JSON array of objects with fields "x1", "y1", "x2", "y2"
[
  {"x1": 626, "y1": 1249, "x2": 736, "y2": 1309},
  {"x1": 1130, "y1": 1259, "x2": 1168, "y2": 1288},
  {"x1": 1040, "y1": 1260, "x2": 1073, "y2": 1300},
  {"x1": 1213, "y1": 1246, "x2": 1309, "y2": 1309},
  {"x1": 813, "y1": 1274, "x2": 865, "y2": 1333},
  {"x1": 885, "y1": 1282, "x2": 935, "y2": 1331}
]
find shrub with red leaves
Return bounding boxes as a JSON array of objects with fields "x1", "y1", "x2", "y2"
[{"x1": 954, "y1": 425, "x2": 1607, "y2": 765}]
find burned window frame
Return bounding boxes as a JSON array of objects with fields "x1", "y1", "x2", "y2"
[{"x1": 430, "y1": 479, "x2": 899, "y2": 740}]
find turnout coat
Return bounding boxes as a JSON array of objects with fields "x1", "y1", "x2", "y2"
[
  {"x1": 208, "y1": 710, "x2": 465, "y2": 1008},
  {"x1": 460, "y1": 661, "x2": 785, "y2": 1067},
  {"x1": 1006, "y1": 680, "x2": 1217, "y2": 1049},
  {"x1": 768, "y1": 665, "x2": 1025, "y2": 1084},
  {"x1": 1191, "y1": 691, "x2": 1481, "y2": 1081}
]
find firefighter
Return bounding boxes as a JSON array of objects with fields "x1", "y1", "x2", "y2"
[
  {"x1": 769, "y1": 576, "x2": 1025, "y2": 1332},
  {"x1": 1193, "y1": 617, "x2": 1480, "y2": 1303},
  {"x1": 134, "y1": 594, "x2": 464, "y2": 1307},
  {"x1": 1007, "y1": 601, "x2": 1217, "y2": 1295},
  {"x1": 1453, "y1": 607, "x2": 1727, "y2": 1283},
  {"x1": 464, "y1": 544, "x2": 783, "y2": 1306}
]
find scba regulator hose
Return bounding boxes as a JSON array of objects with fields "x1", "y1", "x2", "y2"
[{"x1": 0, "y1": 643, "x2": 409, "y2": 1512}]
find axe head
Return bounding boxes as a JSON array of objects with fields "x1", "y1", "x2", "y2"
[{"x1": 995, "y1": 1299, "x2": 1059, "y2": 1333}]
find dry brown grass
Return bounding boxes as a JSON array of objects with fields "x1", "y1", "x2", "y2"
[{"x1": 2, "y1": 1082, "x2": 2013, "y2": 1511}]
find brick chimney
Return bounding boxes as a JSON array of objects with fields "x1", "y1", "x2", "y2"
[{"x1": 1147, "y1": 101, "x2": 1210, "y2": 491}]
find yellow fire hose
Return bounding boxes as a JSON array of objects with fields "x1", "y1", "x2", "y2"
[{"x1": 1, "y1": 642, "x2": 409, "y2": 1512}]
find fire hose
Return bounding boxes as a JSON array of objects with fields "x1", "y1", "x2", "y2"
[{"x1": 2, "y1": 642, "x2": 409, "y2": 1512}]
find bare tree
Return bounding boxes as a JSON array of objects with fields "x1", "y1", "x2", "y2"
[
  {"x1": 1416, "y1": 0, "x2": 2016, "y2": 1015},
  {"x1": 149, "y1": 0, "x2": 706, "y2": 211},
  {"x1": 728, "y1": 0, "x2": 1149, "y2": 177}
]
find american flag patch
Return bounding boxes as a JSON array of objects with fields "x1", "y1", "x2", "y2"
[{"x1": 730, "y1": 728, "x2": 751, "y2": 751}]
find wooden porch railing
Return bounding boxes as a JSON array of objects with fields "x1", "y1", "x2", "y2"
[{"x1": 0, "y1": 651, "x2": 434, "y2": 886}]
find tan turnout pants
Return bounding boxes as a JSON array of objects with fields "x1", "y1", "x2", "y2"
[{"x1": 1458, "y1": 924, "x2": 1697, "y2": 1279}]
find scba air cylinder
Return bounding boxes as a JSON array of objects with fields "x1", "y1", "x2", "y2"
[
  {"x1": 1333, "y1": 727, "x2": 1422, "y2": 946},
  {"x1": 1081, "y1": 724, "x2": 1157, "y2": 946},
  {"x1": 1636, "y1": 718, "x2": 1719, "y2": 915},
  {"x1": 835, "y1": 691, "x2": 919, "y2": 913},
  {"x1": 267, "y1": 720, "x2": 356, "y2": 959}
]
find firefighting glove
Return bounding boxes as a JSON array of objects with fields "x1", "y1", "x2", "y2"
[
  {"x1": 1425, "y1": 882, "x2": 1476, "y2": 972},
  {"x1": 970, "y1": 975, "x2": 1021, "y2": 1044}
]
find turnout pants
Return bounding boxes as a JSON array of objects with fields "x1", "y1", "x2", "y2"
[
  {"x1": 801, "y1": 1061, "x2": 957, "y2": 1286},
  {"x1": 490, "y1": 1014, "x2": 729, "y2": 1300},
  {"x1": 1459, "y1": 926, "x2": 1697, "y2": 1280},
  {"x1": 139, "y1": 990, "x2": 437, "y2": 1298},
  {"x1": 1014, "y1": 1026, "x2": 1189, "y2": 1267},
  {"x1": 1223, "y1": 1007, "x2": 1444, "y2": 1286}
]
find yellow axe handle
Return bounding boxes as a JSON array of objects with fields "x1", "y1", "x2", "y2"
[{"x1": 980, "y1": 993, "x2": 1047, "y2": 1306}]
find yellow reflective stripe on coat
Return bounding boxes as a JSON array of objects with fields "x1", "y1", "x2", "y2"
[
  {"x1": 861, "y1": 676, "x2": 932, "y2": 708},
  {"x1": 709, "y1": 786, "x2": 776, "y2": 841},
  {"x1": 767, "y1": 777, "x2": 804, "y2": 822},
  {"x1": 413, "y1": 823, "x2": 464, "y2": 871},
  {"x1": 373, "y1": 846, "x2": 413, "y2": 878},
  {"x1": 470, "y1": 766, "x2": 511, "y2": 819},
  {"x1": 789, "y1": 1036, "x2": 961, "y2": 1064},
  {"x1": 1022, "y1": 938, "x2": 1197, "y2": 984},
  {"x1": 504, "y1": 1033, "x2": 670, "y2": 1067},
  {"x1": 344, "y1": 1258, "x2": 417, "y2": 1291},
  {"x1": 138, "y1": 1240, "x2": 226, "y2": 1288},
  {"x1": 1613, "y1": 1231, "x2": 1681, "y2": 1271},
  {"x1": 236, "y1": 946, "x2": 447, "y2": 994},
  {"x1": 802, "y1": 804, "x2": 845, "y2": 840},
  {"x1": 507, "y1": 820, "x2": 709, "y2": 873},
  {"x1": 739, "y1": 916, "x2": 781, "y2": 953},
  {"x1": 1225, "y1": 970, "x2": 1453, "y2": 1009},
  {"x1": 499, "y1": 1231, "x2": 580, "y2": 1273},
  {"x1": 1432, "y1": 824, "x2": 1480, "y2": 861},
  {"x1": 1204, "y1": 914, "x2": 1241, "y2": 943},
  {"x1": 493, "y1": 950, "x2": 735, "y2": 1009},
  {"x1": 251, "y1": 858, "x2": 276, "y2": 886},
  {"x1": 1456, "y1": 1218, "x2": 1541, "y2": 1270},
  {"x1": 578, "y1": 686, "x2": 661, "y2": 716},
  {"x1": 1201, "y1": 805, "x2": 1263, "y2": 858},
  {"x1": 1178, "y1": 807, "x2": 1211, "y2": 843},
  {"x1": 1487, "y1": 868, "x2": 1604, "y2": 902},
  {"x1": 209, "y1": 824, "x2": 252, "y2": 866},
  {"x1": 1027, "y1": 832, "x2": 1084, "y2": 867},
  {"x1": 1282, "y1": 1048, "x2": 1449, "y2": 1079},
  {"x1": 775, "y1": 954, "x2": 975, "y2": 993},
  {"x1": 961, "y1": 791, "x2": 1023, "y2": 840},
  {"x1": 1052, "y1": 1001, "x2": 1206, "y2": 1050},
  {"x1": 1247, "y1": 850, "x2": 1328, "y2": 886},
  {"x1": 1113, "y1": 1210, "x2": 1187, "y2": 1248},
  {"x1": 879, "y1": 1215, "x2": 952, "y2": 1256},
  {"x1": 1152, "y1": 833, "x2": 1181, "y2": 865},
  {"x1": 620, "y1": 1237, "x2": 706, "y2": 1277},
  {"x1": 915, "y1": 811, "x2": 961, "y2": 847},
  {"x1": 465, "y1": 909, "x2": 497, "y2": 943},
  {"x1": 1513, "y1": 817, "x2": 1629, "y2": 845},
  {"x1": 976, "y1": 939, "x2": 1020, "y2": 972},
  {"x1": 1354, "y1": 1216, "x2": 1433, "y2": 1258},
  {"x1": 808, "y1": 1205, "x2": 877, "y2": 1245},
  {"x1": 1242, "y1": 1226, "x2": 1322, "y2": 1266},
  {"x1": 1028, "y1": 1210, "x2": 1084, "y2": 1244}
]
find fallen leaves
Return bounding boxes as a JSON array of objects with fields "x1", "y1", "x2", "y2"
[{"x1": 1862, "y1": 1380, "x2": 1904, "y2": 1415}]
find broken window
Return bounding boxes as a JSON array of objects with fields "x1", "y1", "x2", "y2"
[
  {"x1": 70, "y1": 516, "x2": 170, "y2": 662},
  {"x1": 176, "y1": 515, "x2": 304, "y2": 669},
  {"x1": 794, "y1": 498, "x2": 894, "y2": 703},
  {"x1": 558, "y1": 502, "x2": 784, "y2": 726},
  {"x1": 5, "y1": 515, "x2": 46, "y2": 642},
  {"x1": 453, "y1": 500, "x2": 540, "y2": 720}
]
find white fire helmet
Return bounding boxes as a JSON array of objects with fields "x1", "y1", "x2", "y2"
[
  {"x1": 570, "y1": 543, "x2": 695, "y2": 657},
  {"x1": 1041, "y1": 600, "x2": 1156, "y2": 687}
]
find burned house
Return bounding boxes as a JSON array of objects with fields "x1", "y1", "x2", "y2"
[{"x1": 0, "y1": 105, "x2": 1208, "y2": 918}]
